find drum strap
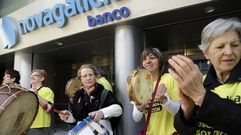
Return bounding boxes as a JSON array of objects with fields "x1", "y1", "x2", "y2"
[
  {"x1": 100, "y1": 89, "x2": 108, "y2": 109},
  {"x1": 142, "y1": 76, "x2": 161, "y2": 134}
]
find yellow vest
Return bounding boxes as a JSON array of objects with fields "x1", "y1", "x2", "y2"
[{"x1": 195, "y1": 82, "x2": 241, "y2": 135}]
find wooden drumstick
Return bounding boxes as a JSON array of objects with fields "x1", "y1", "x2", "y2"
[
  {"x1": 53, "y1": 109, "x2": 61, "y2": 113},
  {"x1": 52, "y1": 109, "x2": 63, "y2": 114}
]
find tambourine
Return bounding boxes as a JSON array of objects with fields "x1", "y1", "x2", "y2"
[
  {"x1": 65, "y1": 78, "x2": 82, "y2": 98},
  {"x1": 127, "y1": 68, "x2": 153, "y2": 105}
]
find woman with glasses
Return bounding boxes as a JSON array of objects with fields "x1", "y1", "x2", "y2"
[{"x1": 27, "y1": 69, "x2": 55, "y2": 135}]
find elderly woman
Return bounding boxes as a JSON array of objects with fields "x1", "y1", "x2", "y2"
[
  {"x1": 168, "y1": 18, "x2": 241, "y2": 134},
  {"x1": 59, "y1": 64, "x2": 122, "y2": 135}
]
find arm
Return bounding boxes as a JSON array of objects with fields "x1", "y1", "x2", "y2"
[
  {"x1": 174, "y1": 90, "x2": 196, "y2": 135},
  {"x1": 89, "y1": 90, "x2": 123, "y2": 122},
  {"x1": 162, "y1": 92, "x2": 181, "y2": 115},
  {"x1": 37, "y1": 87, "x2": 54, "y2": 112},
  {"x1": 89, "y1": 104, "x2": 123, "y2": 122},
  {"x1": 59, "y1": 110, "x2": 77, "y2": 123},
  {"x1": 156, "y1": 83, "x2": 181, "y2": 115},
  {"x1": 132, "y1": 103, "x2": 144, "y2": 122},
  {"x1": 101, "y1": 104, "x2": 122, "y2": 118},
  {"x1": 175, "y1": 90, "x2": 241, "y2": 135},
  {"x1": 174, "y1": 106, "x2": 197, "y2": 135},
  {"x1": 37, "y1": 95, "x2": 53, "y2": 112},
  {"x1": 196, "y1": 90, "x2": 241, "y2": 134}
]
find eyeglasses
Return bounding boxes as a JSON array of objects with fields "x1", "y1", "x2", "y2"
[{"x1": 31, "y1": 74, "x2": 41, "y2": 77}]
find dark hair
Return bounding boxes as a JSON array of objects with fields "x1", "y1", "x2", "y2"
[
  {"x1": 96, "y1": 66, "x2": 107, "y2": 76},
  {"x1": 141, "y1": 47, "x2": 165, "y2": 76},
  {"x1": 4, "y1": 69, "x2": 21, "y2": 84}
]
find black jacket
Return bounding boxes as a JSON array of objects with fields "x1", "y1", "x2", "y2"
[
  {"x1": 174, "y1": 60, "x2": 241, "y2": 135},
  {"x1": 70, "y1": 83, "x2": 122, "y2": 121}
]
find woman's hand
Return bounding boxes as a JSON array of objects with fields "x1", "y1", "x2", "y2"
[
  {"x1": 89, "y1": 110, "x2": 104, "y2": 122},
  {"x1": 179, "y1": 89, "x2": 195, "y2": 121},
  {"x1": 59, "y1": 110, "x2": 70, "y2": 121},
  {"x1": 136, "y1": 102, "x2": 148, "y2": 112},
  {"x1": 168, "y1": 55, "x2": 206, "y2": 106},
  {"x1": 156, "y1": 83, "x2": 167, "y2": 103}
]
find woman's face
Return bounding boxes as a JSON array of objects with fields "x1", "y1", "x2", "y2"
[
  {"x1": 204, "y1": 31, "x2": 241, "y2": 75},
  {"x1": 80, "y1": 68, "x2": 96, "y2": 89},
  {"x1": 2, "y1": 74, "x2": 15, "y2": 84},
  {"x1": 30, "y1": 71, "x2": 44, "y2": 84},
  {"x1": 142, "y1": 53, "x2": 159, "y2": 73}
]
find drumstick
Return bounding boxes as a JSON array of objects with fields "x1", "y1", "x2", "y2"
[
  {"x1": 53, "y1": 108, "x2": 61, "y2": 113},
  {"x1": 53, "y1": 108, "x2": 68, "y2": 115}
]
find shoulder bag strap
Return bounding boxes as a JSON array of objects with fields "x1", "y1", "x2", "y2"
[
  {"x1": 100, "y1": 89, "x2": 108, "y2": 109},
  {"x1": 143, "y1": 75, "x2": 161, "y2": 134}
]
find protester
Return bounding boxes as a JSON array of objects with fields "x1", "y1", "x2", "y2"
[
  {"x1": 132, "y1": 47, "x2": 180, "y2": 135},
  {"x1": 2, "y1": 69, "x2": 20, "y2": 84},
  {"x1": 96, "y1": 66, "x2": 113, "y2": 92},
  {"x1": 27, "y1": 69, "x2": 55, "y2": 135},
  {"x1": 168, "y1": 18, "x2": 241, "y2": 134},
  {"x1": 59, "y1": 64, "x2": 122, "y2": 135}
]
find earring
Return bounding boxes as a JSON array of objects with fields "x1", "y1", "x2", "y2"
[{"x1": 207, "y1": 60, "x2": 211, "y2": 65}]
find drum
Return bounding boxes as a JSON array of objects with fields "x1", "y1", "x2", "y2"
[
  {"x1": 127, "y1": 68, "x2": 153, "y2": 105},
  {"x1": 67, "y1": 116, "x2": 110, "y2": 135},
  {"x1": 65, "y1": 78, "x2": 82, "y2": 98},
  {"x1": 0, "y1": 83, "x2": 38, "y2": 135}
]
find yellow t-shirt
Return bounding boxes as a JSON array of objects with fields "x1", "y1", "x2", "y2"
[
  {"x1": 30, "y1": 87, "x2": 54, "y2": 128},
  {"x1": 145, "y1": 73, "x2": 179, "y2": 135}
]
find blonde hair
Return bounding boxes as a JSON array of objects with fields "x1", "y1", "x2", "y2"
[
  {"x1": 32, "y1": 69, "x2": 47, "y2": 83},
  {"x1": 77, "y1": 64, "x2": 97, "y2": 77}
]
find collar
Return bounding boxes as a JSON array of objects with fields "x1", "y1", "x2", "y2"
[
  {"x1": 203, "y1": 60, "x2": 241, "y2": 91},
  {"x1": 82, "y1": 83, "x2": 104, "y2": 96}
]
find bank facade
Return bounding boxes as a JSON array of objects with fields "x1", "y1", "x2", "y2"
[{"x1": 0, "y1": 0, "x2": 240, "y2": 134}]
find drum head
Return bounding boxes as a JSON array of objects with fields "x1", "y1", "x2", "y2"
[
  {"x1": 127, "y1": 68, "x2": 153, "y2": 104},
  {"x1": 0, "y1": 91, "x2": 38, "y2": 135},
  {"x1": 65, "y1": 78, "x2": 82, "y2": 98}
]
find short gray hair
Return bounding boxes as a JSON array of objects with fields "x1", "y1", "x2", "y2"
[{"x1": 199, "y1": 18, "x2": 241, "y2": 51}]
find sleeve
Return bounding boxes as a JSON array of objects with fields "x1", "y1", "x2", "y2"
[
  {"x1": 39, "y1": 87, "x2": 54, "y2": 104},
  {"x1": 163, "y1": 92, "x2": 181, "y2": 115},
  {"x1": 174, "y1": 90, "x2": 241, "y2": 135},
  {"x1": 64, "y1": 111, "x2": 77, "y2": 123},
  {"x1": 70, "y1": 91, "x2": 86, "y2": 121},
  {"x1": 101, "y1": 104, "x2": 122, "y2": 118},
  {"x1": 132, "y1": 103, "x2": 144, "y2": 122},
  {"x1": 174, "y1": 106, "x2": 197, "y2": 135},
  {"x1": 196, "y1": 90, "x2": 241, "y2": 134},
  {"x1": 101, "y1": 90, "x2": 123, "y2": 129}
]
